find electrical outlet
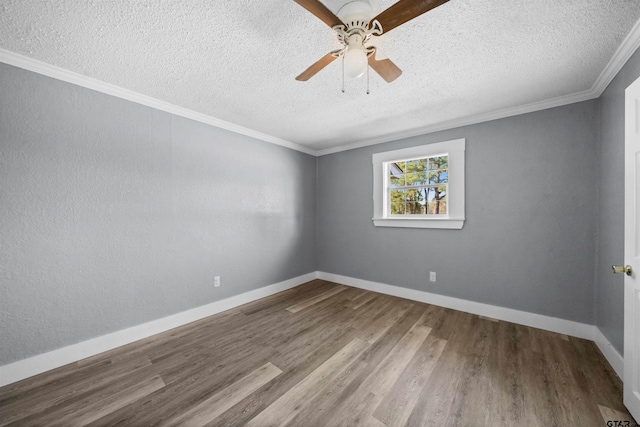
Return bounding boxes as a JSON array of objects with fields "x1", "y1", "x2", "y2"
[
  {"x1": 214, "y1": 276, "x2": 221, "y2": 287},
  {"x1": 429, "y1": 271, "x2": 436, "y2": 282}
]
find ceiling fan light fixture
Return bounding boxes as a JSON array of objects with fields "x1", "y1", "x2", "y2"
[
  {"x1": 344, "y1": 44, "x2": 368, "y2": 79},
  {"x1": 295, "y1": 0, "x2": 446, "y2": 85}
]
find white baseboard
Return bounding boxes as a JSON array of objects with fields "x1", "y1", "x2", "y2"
[
  {"x1": 317, "y1": 272, "x2": 626, "y2": 379},
  {"x1": 0, "y1": 272, "x2": 317, "y2": 387},
  {"x1": 1, "y1": 271, "x2": 624, "y2": 387},
  {"x1": 593, "y1": 326, "x2": 624, "y2": 378},
  {"x1": 318, "y1": 272, "x2": 594, "y2": 340}
]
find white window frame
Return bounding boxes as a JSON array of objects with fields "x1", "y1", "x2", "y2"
[{"x1": 372, "y1": 138, "x2": 465, "y2": 229}]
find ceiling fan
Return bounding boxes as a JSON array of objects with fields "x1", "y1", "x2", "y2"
[{"x1": 294, "y1": 0, "x2": 450, "y2": 90}]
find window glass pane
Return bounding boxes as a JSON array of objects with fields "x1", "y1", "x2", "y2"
[
  {"x1": 428, "y1": 168, "x2": 448, "y2": 184},
  {"x1": 406, "y1": 172, "x2": 427, "y2": 186},
  {"x1": 390, "y1": 161, "x2": 405, "y2": 175},
  {"x1": 390, "y1": 202, "x2": 405, "y2": 215},
  {"x1": 390, "y1": 175, "x2": 405, "y2": 187},
  {"x1": 406, "y1": 158, "x2": 428, "y2": 173},
  {"x1": 395, "y1": 188, "x2": 426, "y2": 215},
  {"x1": 405, "y1": 202, "x2": 426, "y2": 214},
  {"x1": 426, "y1": 187, "x2": 447, "y2": 214},
  {"x1": 390, "y1": 189, "x2": 423, "y2": 215},
  {"x1": 390, "y1": 189, "x2": 405, "y2": 203},
  {"x1": 405, "y1": 188, "x2": 424, "y2": 203},
  {"x1": 428, "y1": 156, "x2": 448, "y2": 170},
  {"x1": 389, "y1": 162, "x2": 405, "y2": 187}
]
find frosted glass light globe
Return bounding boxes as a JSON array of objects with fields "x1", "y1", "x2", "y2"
[{"x1": 344, "y1": 47, "x2": 368, "y2": 79}]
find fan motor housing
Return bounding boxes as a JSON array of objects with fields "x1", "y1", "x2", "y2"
[{"x1": 337, "y1": 1, "x2": 374, "y2": 30}]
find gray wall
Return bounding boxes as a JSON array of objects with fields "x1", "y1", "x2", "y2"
[
  {"x1": 318, "y1": 101, "x2": 599, "y2": 324},
  {"x1": 2, "y1": 46, "x2": 638, "y2": 367},
  {"x1": 596, "y1": 49, "x2": 640, "y2": 353},
  {"x1": 0, "y1": 63, "x2": 317, "y2": 365}
]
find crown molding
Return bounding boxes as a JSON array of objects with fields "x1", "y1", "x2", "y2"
[
  {"x1": 591, "y1": 18, "x2": 640, "y2": 97},
  {"x1": 0, "y1": 49, "x2": 318, "y2": 157},
  {"x1": 3, "y1": 13, "x2": 640, "y2": 160},
  {"x1": 317, "y1": 18, "x2": 640, "y2": 156},
  {"x1": 315, "y1": 88, "x2": 597, "y2": 156}
]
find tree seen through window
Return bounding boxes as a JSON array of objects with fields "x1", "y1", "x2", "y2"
[{"x1": 388, "y1": 155, "x2": 448, "y2": 215}]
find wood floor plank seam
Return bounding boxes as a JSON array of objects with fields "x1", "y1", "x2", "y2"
[
  {"x1": 160, "y1": 362, "x2": 282, "y2": 426},
  {"x1": 246, "y1": 338, "x2": 371, "y2": 426},
  {"x1": 373, "y1": 335, "x2": 448, "y2": 427},
  {"x1": 0, "y1": 280, "x2": 634, "y2": 426},
  {"x1": 285, "y1": 285, "x2": 348, "y2": 313},
  {"x1": 1, "y1": 360, "x2": 161, "y2": 426}
]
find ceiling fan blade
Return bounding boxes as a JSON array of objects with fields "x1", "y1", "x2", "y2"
[
  {"x1": 373, "y1": 0, "x2": 450, "y2": 34},
  {"x1": 294, "y1": 0, "x2": 344, "y2": 28},
  {"x1": 368, "y1": 55, "x2": 402, "y2": 83},
  {"x1": 296, "y1": 52, "x2": 338, "y2": 81}
]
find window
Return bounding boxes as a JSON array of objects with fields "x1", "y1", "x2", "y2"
[
  {"x1": 388, "y1": 155, "x2": 449, "y2": 216},
  {"x1": 372, "y1": 138, "x2": 465, "y2": 229}
]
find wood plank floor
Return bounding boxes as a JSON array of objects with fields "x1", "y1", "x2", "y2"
[{"x1": 0, "y1": 279, "x2": 635, "y2": 426}]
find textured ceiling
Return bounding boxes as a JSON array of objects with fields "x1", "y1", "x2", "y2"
[{"x1": 2, "y1": 0, "x2": 640, "y2": 153}]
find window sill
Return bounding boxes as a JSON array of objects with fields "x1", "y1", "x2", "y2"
[{"x1": 372, "y1": 217, "x2": 464, "y2": 229}]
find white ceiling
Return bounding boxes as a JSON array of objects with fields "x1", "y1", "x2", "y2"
[{"x1": 2, "y1": 0, "x2": 640, "y2": 155}]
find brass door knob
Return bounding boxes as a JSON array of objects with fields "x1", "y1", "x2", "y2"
[{"x1": 612, "y1": 265, "x2": 633, "y2": 276}]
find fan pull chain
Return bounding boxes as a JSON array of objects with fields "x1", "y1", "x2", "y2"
[
  {"x1": 341, "y1": 53, "x2": 345, "y2": 93},
  {"x1": 366, "y1": 64, "x2": 370, "y2": 95}
]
